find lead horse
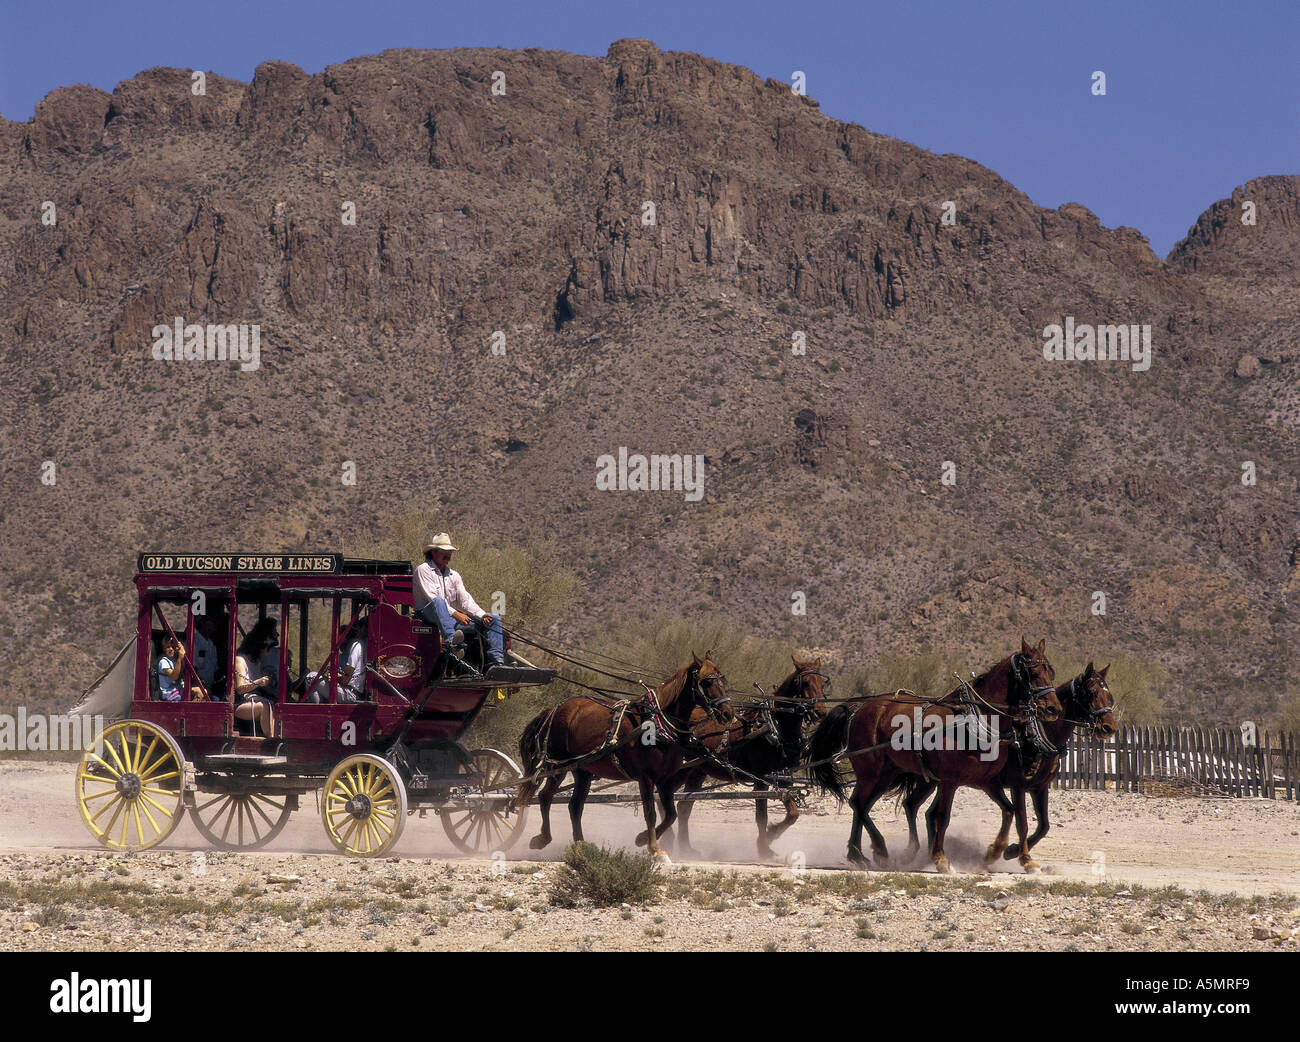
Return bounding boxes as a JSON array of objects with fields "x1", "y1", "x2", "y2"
[
  {"x1": 808, "y1": 639, "x2": 1061, "y2": 872},
  {"x1": 515, "y1": 653, "x2": 734, "y2": 860},
  {"x1": 672, "y1": 656, "x2": 829, "y2": 858},
  {"x1": 897, "y1": 661, "x2": 1117, "y2": 872}
]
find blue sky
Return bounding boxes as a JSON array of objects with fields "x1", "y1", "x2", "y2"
[{"x1": 1, "y1": 0, "x2": 1295, "y2": 256}]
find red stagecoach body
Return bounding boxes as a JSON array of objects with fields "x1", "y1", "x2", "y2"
[{"x1": 74, "y1": 552, "x2": 555, "y2": 856}]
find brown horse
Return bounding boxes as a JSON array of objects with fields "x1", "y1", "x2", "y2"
[
  {"x1": 897, "y1": 662, "x2": 1118, "y2": 871},
  {"x1": 808, "y1": 639, "x2": 1061, "y2": 872},
  {"x1": 516, "y1": 653, "x2": 734, "y2": 860},
  {"x1": 672, "y1": 657, "x2": 829, "y2": 859}
]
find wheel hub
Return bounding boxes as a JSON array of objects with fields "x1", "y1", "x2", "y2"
[
  {"x1": 116, "y1": 773, "x2": 141, "y2": 799},
  {"x1": 346, "y1": 793, "x2": 372, "y2": 819}
]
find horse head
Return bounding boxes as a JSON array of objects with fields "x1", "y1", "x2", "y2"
[
  {"x1": 788, "y1": 655, "x2": 830, "y2": 722},
  {"x1": 1008, "y1": 637, "x2": 1061, "y2": 723},
  {"x1": 1069, "y1": 662, "x2": 1118, "y2": 739},
  {"x1": 687, "y1": 650, "x2": 734, "y2": 723}
]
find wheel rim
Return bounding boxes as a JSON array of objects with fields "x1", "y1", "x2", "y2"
[
  {"x1": 190, "y1": 793, "x2": 293, "y2": 850},
  {"x1": 438, "y1": 748, "x2": 528, "y2": 855},
  {"x1": 75, "y1": 721, "x2": 184, "y2": 851},
  {"x1": 321, "y1": 755, "x2": 407, "y2": 857}
]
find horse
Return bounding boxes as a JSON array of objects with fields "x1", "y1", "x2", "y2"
[
  {"x1": 515, "y1": 652, "x2": 735, "y2": 860},
  {"x1": 897, "y1": 662, "x2": 1118, "y2": 872},
  {"x1": 671, "y1": 657, "x2": 830, "y2": 859},
  {"x1": 807, "y1": 638, "x2": 1061, "y2": 873}
]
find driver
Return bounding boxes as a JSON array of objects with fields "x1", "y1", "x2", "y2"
[{"x1": 413, "y1": 533, "x2": 505, "y2": 676}]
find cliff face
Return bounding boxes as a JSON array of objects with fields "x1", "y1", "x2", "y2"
[{"x1": 1, "y1": 40, "x2": 1297, "y2": 723}]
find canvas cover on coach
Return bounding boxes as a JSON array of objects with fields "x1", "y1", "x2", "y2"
[{"x1": 69, "y1": 636, "x2": 137, "y2": 722}]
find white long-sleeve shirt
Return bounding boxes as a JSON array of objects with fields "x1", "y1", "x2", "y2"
[{"x1": 413, "y1": 561, "x2": 485, "y2": 617}]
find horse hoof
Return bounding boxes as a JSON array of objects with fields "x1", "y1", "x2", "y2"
[
  {"x1": 847, "y1": 849, "x2": 870, "y2": 869},
  {"x1": 528, "y1": 835, "x2": 549, "y2": 850},
  {"x1": 1020, "y1": 859, "x2": 1040, "y2": 874},
  {"x1": 653, "y1": 851, "x2": 673, "y2": 866},
  {"x1": 634, "y1": 832, "x2": 649, "y2": 847},
  {"x1": 1003, "y1": 844, "x2": 1021, "y2": 861},
  {"x1": 934, "y1": 855, "x2": 954, "y2": 875},
  {"x1": 983, "y1": 845, "x2": 1004, "y2": 865}
]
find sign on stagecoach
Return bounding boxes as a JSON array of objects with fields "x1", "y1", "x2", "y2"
[{"x1": 137, "y1": 552, "x2": 342, "y2": 573}]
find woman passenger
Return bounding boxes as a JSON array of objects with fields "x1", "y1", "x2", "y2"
[{"x1": 234, "y1": 620, "x2": 278, "y2": 741}]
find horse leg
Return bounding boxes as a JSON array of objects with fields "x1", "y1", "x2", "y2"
[
  {"x1": 568, "y1": 769, "x2": 592, "y2": 843},
  {"x1": 1006, "y1": 786, "x2": 1050, "y2": 860},
  {"x1": 903, "y1": 780, "x2": 934, "y2": 860},
  {"x1": 654, "y1": 778, "x2": 678, "y2": 842},
  {"x1": 634, "y1": 779, "x2": 663, "y2": 858},
  {"x1": 528, "y1": 772, "x2": 562, "y2": 850},
  {"x1": 853, "y1": 775, "x2": 893, "y2": 868},
  {"x1": 675, "y1": 797, "x2": 698, "y2": 857},
  {"x1": 982, "y1": 784, "x2": 1016, "y2": 866},
  {"x1": 926, "y1": 783, "x2": 956, "y2": 873},
  {"x1": 753, "y1": 781, "x2": 775, "y2": 858},
  {"x1": 846, "y1": 783, "x2": 869, "y2": 867},
  {"x1": 1013, "y1": 787, "x2": 1039, "y2": 872},
  {"x1": 762, "y1": 783, "x2": 802, "y2": 851}
]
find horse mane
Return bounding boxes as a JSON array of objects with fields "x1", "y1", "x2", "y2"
[{"x1": 655, "y1": 659, "x2": 697, "y2": 712}]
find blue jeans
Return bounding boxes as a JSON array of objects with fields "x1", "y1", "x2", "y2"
[{"x1": 420, "y1": 597, "x2": 504, "y2": 665}]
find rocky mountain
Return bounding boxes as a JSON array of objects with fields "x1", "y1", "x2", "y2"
[{"x1": 2, "y1": 40, "x2": 1298, "y2": 724}]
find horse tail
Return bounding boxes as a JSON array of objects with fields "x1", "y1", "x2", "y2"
[
  {"x1": 885, "y1": 771, "x2": 924, "y2": 813},
  {"x1": 514, "y1": 711, "x2": 548, "y2": 811},
  {"x1": 808, "y1": 703, "x2": 855, "y2": 803}
]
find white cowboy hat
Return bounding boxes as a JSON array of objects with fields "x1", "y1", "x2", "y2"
[{"x1": 424, "y1": 533, "x2": 457, "y2": 553}]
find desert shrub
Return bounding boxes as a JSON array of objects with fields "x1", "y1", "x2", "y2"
[
  {"x1": 549, "y1": 843, "x2": 662, "y2": 908},
  {"x1": 853, "y1": 648, "x2": 957, "y2": 702},
  {"x1": 1273, "y1": 691, "x2": 1300, "y2": 737},
  {"x1": 356, "y1": 508, "x2": 577, "y2": 629}
]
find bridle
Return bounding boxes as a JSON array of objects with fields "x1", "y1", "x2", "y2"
[
  {"x1": 689, "y1": 664, "x2": 733, "y2": 724},
  {"x1": 1010, "y1": 653, "x2": 1060, "y2": 722},
  {"x1": 1065, "y1": 675, "x2": 1115, "y2": 736}
]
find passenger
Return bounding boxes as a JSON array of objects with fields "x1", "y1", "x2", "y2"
[
  {"x1": 338, "y1": 631, "x2": 367, "y2": 703},
  {"x1": 413, "y1": 533, "x2": 505, "y2": 675},
  {"x1": 233, "y1": 620, "x2": 277, "y2": 740},
  {"x1": 302, "y1": 620, "x2": 367, "y2": 704},
  {"x1": 193, "y1": 616, "x2": 219, "y2": 692},
  {"x1": 257, "y1": 618, "x2": 282, "y2": 692},
  {"x1": 155, "y1": 633, "x2": 186, "y2": 702}
]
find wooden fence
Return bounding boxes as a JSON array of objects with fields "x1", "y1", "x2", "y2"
[{"x1": 1052, "y1": 727, "x2": 1300, "y2": 800}]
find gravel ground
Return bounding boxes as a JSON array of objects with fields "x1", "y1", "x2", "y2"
[{"x1": 2, "y1": 760, "x2": 1298, "y2": 951}]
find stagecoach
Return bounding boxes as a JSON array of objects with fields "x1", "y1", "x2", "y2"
[{"x1": 73, "y1": 552, "x2": 555, "y2": 857}]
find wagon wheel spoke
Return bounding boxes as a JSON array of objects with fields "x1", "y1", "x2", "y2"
[
  {"x1": 320, "y1": 755, "x2": 406, "y2": 857},
  {"x1": 191, "y1": 792, "x2": 294, "y2": 851},
  {"x1": 77, "y1": 721, "x2": 184, "y2": 851},
  {"x1": 439, "y1": 750, "x2": 528, "y2": 855}
]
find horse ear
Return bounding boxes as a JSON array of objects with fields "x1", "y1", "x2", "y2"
[
  {"x1": 1037, "y1": 638, "x2": 1046, "y2": 655},
  {"x1": 691, "y1": 650, "x2": 701, "y2": 664},
  {"x1": 812, "y1": 657, "x2": 821, "y2": 668},
  {"x1": 1020, "y1": 636, "x2": 1031, "y2": 654},
  {"x1": 1100, "y1": 663, "x2": 1110, "y2": 678},
  {"x1": 1083, "y1": 661, "x2": 1094, "y2": 677}
]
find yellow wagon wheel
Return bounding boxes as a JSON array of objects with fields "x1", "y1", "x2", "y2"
[
  {"x1": 321, "y1": 754, "x2": 407, "y2": 857},
  {"x1": 75, "y1": 720, "x2": 185, "y2": 851},
  {"x1": 190, "y1": 792, "x2": 294, "y2": 850},
  {"x1": 438, "y1": 748, "x2": 529, "y2": 855}
]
